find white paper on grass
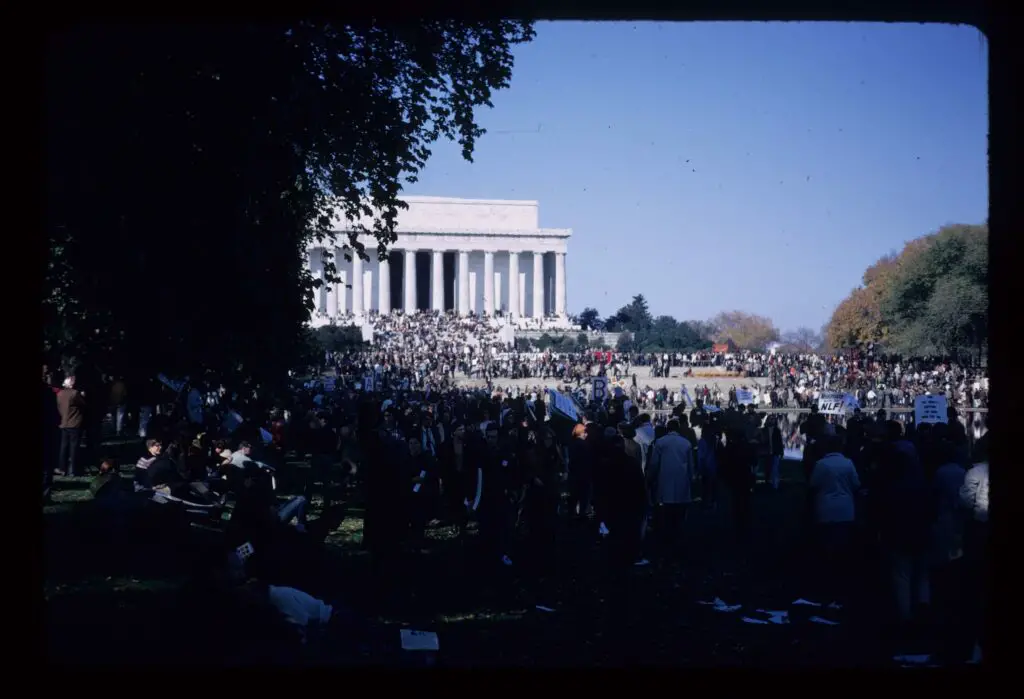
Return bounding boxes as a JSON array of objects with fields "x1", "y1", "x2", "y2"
[
  {"x1": 809, "y1": 616, "x2": 839, "y2": 626},
  {"x1": 792, "y1": 598, "x2": 822, "y2": 607},
  {"x1": 698, "y1": 597, "x2": 742, "y2": 613},
  {"x1": 741, "y1": 617, "x2": 769, "y2": 624},
  {"x1": 894, "y1": 654, "x2": 933, "y2": 665},
  {"x1": 535, "y1": 605, "x2": 556, "y2": 613},
  {"x1": 400, "y1": 629, "x2": 440, "y2": 652},
  {"x1": 756, "y1": 609, "x2": 790, "y2": 625}
]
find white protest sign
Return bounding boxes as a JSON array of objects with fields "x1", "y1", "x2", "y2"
[
  {"x1": 915, "y1": 394, "x2": 948, "y2": 424},
  {"x1": 736, "y1": 388, "x2": 754, "y2": 405},
  {"x1": 817, "y1": 391, "x2": 849, "y2": 416},
  {"x1": 592, "y1": 376, "x2": 609, "y2": 403},
  {"x1": 682, "y1": 385, "x2": 694, "y2": 407},
  {"x1": 363, "y1": 375, "x2": 375, "y2": 392}
]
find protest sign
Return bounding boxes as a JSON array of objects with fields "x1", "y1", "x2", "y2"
[
  {"x1": 915, "y1": 394, "x2": 948, "y2": 424},
  {"x1": 546, "y1": 389, "x2": 579, "y2": 423},
  {"x1": 817, "y1": 391, "x2": 849, "y2": 415},
  {"x1": 736, "y1": 388, "x2": 754, "y2": 405},
  {"x1": 592, "y1": 376, "x2": 608, "y2": 403}
]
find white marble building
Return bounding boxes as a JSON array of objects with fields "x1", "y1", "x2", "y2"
[{"x1": 307, "y1": 196, "x2": 572, "y2": 327}]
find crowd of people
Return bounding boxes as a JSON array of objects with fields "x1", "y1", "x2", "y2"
[
  {"x1": 44, "y1": 334, "x2": 989, "y2": 665},
  {"x1": 42, "y1": 310, "x2": 990, "y2": 665}
]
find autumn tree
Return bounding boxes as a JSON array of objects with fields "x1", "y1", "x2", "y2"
[
  {"x1": 708, "y1": 311, "x2": 780, "y2": 351},
  {"x1": 825, "y1": 223, "x2": 987, "y2": 362},
  {"x1": 824, "y1": 252, "x2": 901, "y2": 350},
  {"x1": 45, "y1": 22, "x2": 535, "y2": 390}
]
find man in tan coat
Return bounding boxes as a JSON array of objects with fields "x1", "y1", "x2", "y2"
[{"x1": 56, "y1": 376, "x2": 86, "y2": 477}]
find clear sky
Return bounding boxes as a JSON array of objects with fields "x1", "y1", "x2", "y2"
[{"x1": 408, "y1": 21, "x2": 988, "y2": 332}]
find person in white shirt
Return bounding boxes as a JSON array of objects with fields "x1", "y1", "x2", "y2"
[{"x1": 808, "y1": 433, "x2": 861, "y2": 605}]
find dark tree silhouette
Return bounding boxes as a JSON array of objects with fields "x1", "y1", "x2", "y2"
[
  {"x1": 45, "y1": 22, "x2": 534, "y2": 390},
  {"x1": 577, "y1": 307, "x2": 603, "y2": 331}
]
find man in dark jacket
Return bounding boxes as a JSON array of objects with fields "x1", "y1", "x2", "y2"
[
  {"x1": 871, "y1": 421, "x2": 932, "y2": 631},
  {"x1": 603, "y1": 434, "x2": 648, "y2": 636}
]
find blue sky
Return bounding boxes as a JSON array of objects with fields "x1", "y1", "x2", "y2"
[{"x1": 408, "y1": 21, "x2": 988, "y2": 332}]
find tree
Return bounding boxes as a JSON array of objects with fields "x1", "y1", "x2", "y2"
[
  {"x1": 45, "y1": 22, "x2": 535, "y2": 390},
  {"x1": 824, "y1": 223, "x2": 987, "y2": 361},
  {"x1": 686, "y1": 320, "x2": 717, "y2": 342},
  {"x1": 577, "y1": 307, "x2": 603, "y2": 331},
  {"x1": 881, "y1": 224, "x2": 987, "y2": 361},
  {"x1": 780, "y1": 327, "x2": 823, "y2": 354},
  {"x1": 314, "y1": 325, "x2": 366, "y2": 353},
  {"x1": 638, "y1": 316, "x2": 709, "y2": 353},
  {"x1": 616, "y1": 331, "x2": 635, "y2": 352},
  {"x1": 576, "y1": 332, "x2": 590, "y2": 347},
  {"x1": 824, "y1": 252, "x2": 900, "y2": 350},
  {"x1": 708, "y1": 311, "x2": 780, "y2": 351}
]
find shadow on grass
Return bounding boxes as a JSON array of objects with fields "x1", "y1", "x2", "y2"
[
  {"x1": 50, "y1": 480, "x2": 92, "y2": 493},
  {"x1": 44, "y1": 463, "x2": 891, "y2": 667}
]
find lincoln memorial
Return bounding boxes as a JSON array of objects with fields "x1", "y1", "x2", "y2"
[{"x1": 307, "y1": 196, "x2": 572, "y2": 327}]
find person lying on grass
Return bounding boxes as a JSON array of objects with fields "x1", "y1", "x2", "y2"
[{"x1": 215, "y1": 556, "x2": 382, "y2": 655}]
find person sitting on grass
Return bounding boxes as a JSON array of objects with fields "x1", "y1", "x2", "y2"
[
  {"x1": 134, "y1": 438, "x2": 163, "y2": 492},
  {"x1": 90, "y1": 458, "x2": 131, "y2": 502}
]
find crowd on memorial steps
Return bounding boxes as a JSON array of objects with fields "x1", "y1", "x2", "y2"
[{"x1": 43, "y1": 307, "x2": 989, "y2": 666}]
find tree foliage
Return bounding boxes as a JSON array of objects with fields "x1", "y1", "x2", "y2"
[
  {"x1": 576, "y1": 307, "x2": 603, "y2": 331},
  {"x1": 582, "y1": 295, "x2": 711, "y2": 353},
  {"x1": 604, "y1": 294, "x2": 653, "y2": 333},
  {"x1": 825, "y1": 223, "x2": 987, "y2": 361},
  {"x1": 778, "y1": 326, "x2": 824, "y2": 354},
  {"x1": 313, "y1": 325, "x2": 367, "y2": 354},
  {"x1": 707, "y1": 311, "x2": 781, "y2": 351},
  {"x1": 44, "y1": 22, "x2": 534, "y2": 390}
]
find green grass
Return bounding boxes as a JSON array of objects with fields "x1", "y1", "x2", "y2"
[{"x1": 44, "y1": 456, "x2": 898, "y2": 667}]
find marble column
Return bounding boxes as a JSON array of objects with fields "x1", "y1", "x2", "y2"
[
  {"x1": 326, "y1": 276, "x2": 338, "y2": 319},
  {"x1": 458, "y1": 250, "x2": 470, "y2": 316},
  {"x1": 483, "y1": 251, "x2": 495, "y2": 316},
  {"x1": 337, "y1": 270, "x2": 347, "y2": 315},
  {"x1": 508, "y1": 252, "x2": 520, "y2": 320},
  {"x1": 532, "y1": 252, "x2": 545, "y2": 319},
  {"x1": 351, "y1": 254, "x2": 364, "y2": 315},
  {"x1": 431, "y1": 251, "x2": 444, "y2": 312},
  {"x1": 378, "y1": 255, "x2": 391, "y2": 315},
  {"x1": 404, "y1": 249, "x2": 417, "y2": 313},
  {"x1": 310, "y1": 250, "x2": 324, "y2": 314},
  {"x1": 555, "y1": 252, "x2": 567, "y2": 317}
]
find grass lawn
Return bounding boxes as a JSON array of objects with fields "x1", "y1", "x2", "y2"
[{"x1": 44, "y1": 456, "x2": 900, "y2": 667}]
